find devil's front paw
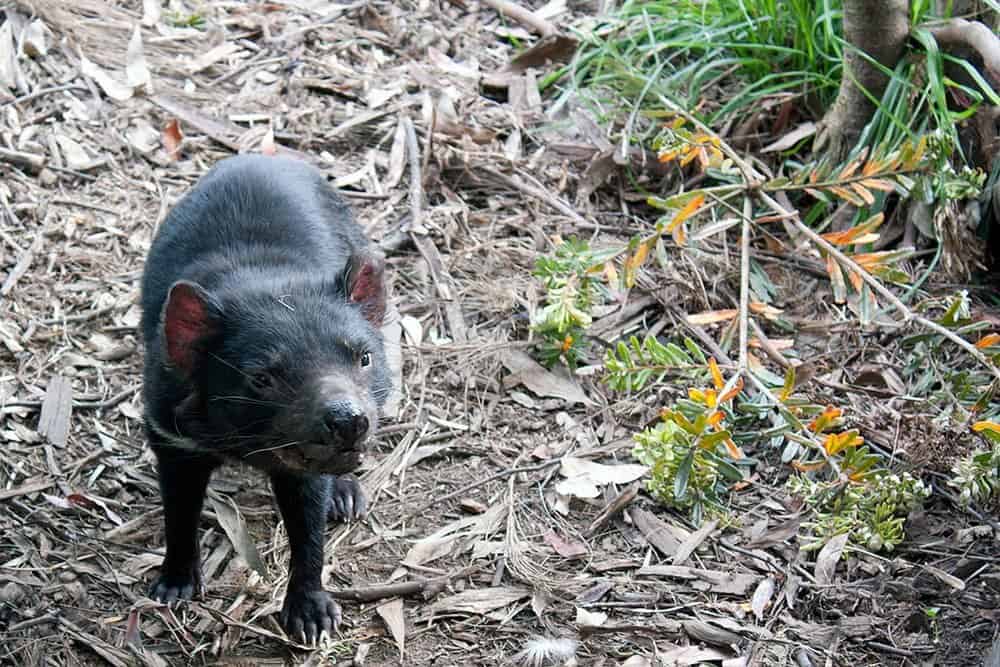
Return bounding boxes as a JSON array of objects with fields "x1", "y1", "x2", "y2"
[
  {"x1": 149, "y1": 566, "x2": 202, "y2": 605},
  {"x1": 328, "y1": 474, "x2": 367, "y2": 522},
  {"x1": 280, "y1": 588, "x2": 342, "y2": 644}
]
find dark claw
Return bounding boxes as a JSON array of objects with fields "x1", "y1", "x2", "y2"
[
  {"x1": 149, "y1": 568, "x2": 202, "y2": 605},
  {"x1": 328, "y1": 475, "x2": 367, "y2": 522},
  {"x1": 280, "y1": 589, "x2": 342, "y2": 644}
]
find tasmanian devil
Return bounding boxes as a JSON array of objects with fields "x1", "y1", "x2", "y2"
[{"x1": 140, "y1": 154, "x2": 389, "y2": 643}]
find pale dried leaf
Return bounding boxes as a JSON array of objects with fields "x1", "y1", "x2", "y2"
[
  {"x1": 55, "y1": 135, "x2": 93, "y2": 170},
  {"x1": 761, "y1": 122, "x2": 817, "y2": 153},
  {"x1": 399, "y1": 314, "x2": 423, "y2": 346},
  {"x1": 21, "y1": 20, "x2": 48, "y2": 57},
  {"x1": 376, "y1": 598, "x2": 405, "y2": 657},
  {"x1": 814, "y1": 532, "x2": 849, "y2": 585},
  {"x1": 141, "y1": 0, "x2": 162, "y2": 26},
  {"x1": 384, "y1": 119, "x2": 407, "y2": 189},
  {"x1": 574, "y1": 608, "x2": 607, "y2": 626},
  {"x1": 686, "y1": 309, "x2": 738, "y2": 325},
  {"x1": 208, "y1": 494, "x2": 266, "y2": 575},
  {"x1": 126, "y1": 26, "x2": 151, "y2": 91},
  {"x1": 750, "y1": 576, "x2": 775, "y2": 621},
  {"x1": 80, "y1": 54, "x2": 133, "y2": 101}
]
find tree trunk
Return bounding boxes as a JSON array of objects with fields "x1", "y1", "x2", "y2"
[{"x1": 814, "y1": 0, "x2": 910, "y2": 159}]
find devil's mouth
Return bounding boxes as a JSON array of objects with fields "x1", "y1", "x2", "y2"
[{"x1": 268, "y1": 442, "x2": 365, "y2": 474}]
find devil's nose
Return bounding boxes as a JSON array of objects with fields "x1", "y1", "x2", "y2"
[{"x1": 323, "y1": 402, "x2": 369, "y2": 445}]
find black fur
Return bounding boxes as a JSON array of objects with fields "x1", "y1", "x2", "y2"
[{"x1": 140, "y1": 154, "x2": 389, "y2": 643}]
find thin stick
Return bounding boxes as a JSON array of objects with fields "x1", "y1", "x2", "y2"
[{"x1": 738, "y1": 197, "x2": 751, "y2": 372}]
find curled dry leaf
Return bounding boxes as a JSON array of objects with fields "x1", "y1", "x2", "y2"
[{"x1": 162, "y1": 119, "x2": 183, "y2": 161}]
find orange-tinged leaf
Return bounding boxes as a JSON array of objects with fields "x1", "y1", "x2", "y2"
[
  {"x1": 560, "y1": 334, "x2": 574, "y2": 353},
  {"x1": 809, "y1": 406, "x2": 842, "y2": 433},
  {"x1": 749, "y1": 302, "x2": 784, "y2": 319},
  {"x1": 804, "y1": 187, "x2": 826, "y2": 200},
  {"x1": 673, "y1": 224, "x2": 687, "y2": 246},
  {"x1": 719, "y1": 377, "x2": 744, "y2": 403},
  {"x1": 850, "y1": 182, "x2": 875, "y2": 205},
  {"x1": 749, "y1": 337, "x2": 794, "y2": 350},
  {"x1": 972, "y1": 420, "x2": 1000, "y2": 434},
  {"x1": 669, "y1": 193, "x2": 706, "y2": 231},
  {"x1": 826, "y1": 255, "x2": 846, "y2": 303},
  {"x1": 706, "y1": 410, "x2": 724, "y2": 427},
  {"x1": 604, "y1": 261, "x2": 619, "y2": 287},
  {"x1": 659, "y1": 149, "x2": 680, "y2": 163},
  {"x1": 847, "y1": 269, "x2": 863, "y2": 293},
  {"x1": 708, "y1": 358, "x2": 724, "y2": 390},
  {"x1": 861, "y1": 178, "x2": 895, "y2": 192},
  {"x1": 686, "y1": 309, "x2": 738, "y2": 326},
  {"x1": 838, "y1": 159, "x2": 862, "y2": 180},
  {"x1": 829, "y1": 186, "x2": 865, "y2": 206},
  {"x1": 723, "y1": 438, "x2": 744, "y2": 459},
  {"x1": 974, "y1": 334, "x2": 1000, "y2": 349},
  {"x1": 791, "y1": 459, "x2": 828, "y2": 473}
]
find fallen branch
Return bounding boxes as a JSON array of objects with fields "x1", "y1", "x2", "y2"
[{"x1": 479, "y1": 0, "x2": 557, "y2": 37}]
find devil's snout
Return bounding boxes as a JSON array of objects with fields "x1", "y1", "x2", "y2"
[{"x1": 323, "y1": 400, "x2": 370, "y2": 447}]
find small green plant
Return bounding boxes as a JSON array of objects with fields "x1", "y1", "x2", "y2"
[
  {"x1": 630, "y1": 358, "x2": 746, "y2": 525},
  {"x1": 787, "y1": 471, "x2": 930, "y2": 552},
  {"x1": 531, "y1": 238, "x2": 616, "y2": 368},
  {"x1": 948, "y1": 422, "x2": 1000, "y2": 508},
  {"x1": 168, "y1": 11, "x2": 207, "y2": 29}
]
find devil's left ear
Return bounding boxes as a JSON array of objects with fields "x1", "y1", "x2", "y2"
[{"x1": 345, "y1": 250, "x2": 386, "y2": 327}]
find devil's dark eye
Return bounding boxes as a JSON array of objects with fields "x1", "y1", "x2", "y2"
[
  {"x1": 359, "y1": 351, "x2": 372, "y2": 367},
  {"x1": 249, "y1": 371, "x2": 273, "y2": 391}
]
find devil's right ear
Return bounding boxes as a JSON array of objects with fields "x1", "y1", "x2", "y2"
[{"x1": 161, "y1": 281, "x2": 219, "y2": 375}]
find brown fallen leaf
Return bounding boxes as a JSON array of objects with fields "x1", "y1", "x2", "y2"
[
  {"x1": 744, "y1": 516, "x2": 803, "y2": 549},
  {"x1": 673, "y1": 518, "x2": 717, "y2": 566},
  {"x1": 542, "y1": 529, "x2": 588, "y2": 559},
  {"x1": 631, "y1": 508, "x2": 690, "y2": 558},
  {"x1": 500, "y1": 350, "x2": 594, "y2": 405},
  {"x1": 162, "y1": 119, "x2": 183, "y2": 161}
]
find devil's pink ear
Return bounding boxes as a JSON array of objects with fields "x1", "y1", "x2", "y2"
[
  {"x1": 346, "y1": 250, "x2": 386, "y2": 327},
  {"x1": 162, "y1": 281, "x2": 217, "y2": 375}
]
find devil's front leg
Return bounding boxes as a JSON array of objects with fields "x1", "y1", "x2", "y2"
[{"x1": 271, "y1": 472, "x2": 341, "y2": 643}]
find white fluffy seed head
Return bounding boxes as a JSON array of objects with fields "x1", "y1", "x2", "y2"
[{"x1": 513, "y1": 637, "x2": 580, "y2": 667}]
